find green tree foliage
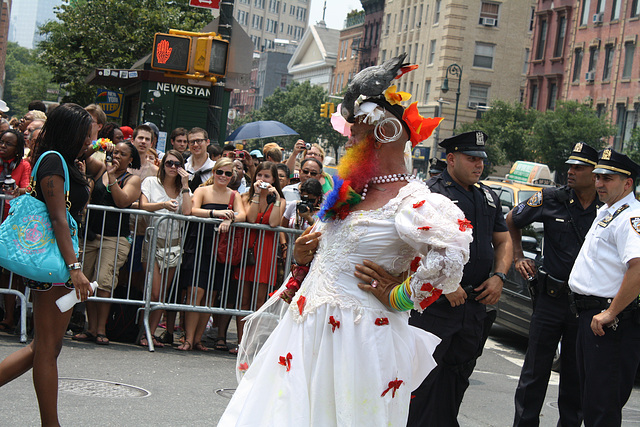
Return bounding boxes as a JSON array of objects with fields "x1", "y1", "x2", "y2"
[
  {"x1": 458, "y1": 100, "x2": 540, "y2": 167},
  {"x1": 3, "y1": 42, "x2": 56, "y2": 117},
  {"x1": 38, "y1": 0, "x2": 211, "y2": 105},
  {"x1": 624, "y1": 127, "x2": 640, "y2": 164},
  {"x1": 462, "y1": 100, "x2": 614, "y2": 180},
  {"x1": 231, "y1": 81, "x2": 347, "y2": 155},
  {"x1": 529, "y1": 101, "x2": 613, "y2": 175}
]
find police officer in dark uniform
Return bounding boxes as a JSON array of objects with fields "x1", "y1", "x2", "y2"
[
  {"x1": 428, "y1": 157, "x2": 447, "y2": 178},
  {"x1": 407, "y1": 131, "x2": 512, "y2": 426},
  {"x1": 569, "y1": 149, "x2": 640, "y2": 426},
  {"x1": 508, "y1": 142, "x2": 600, "y2": 427}
]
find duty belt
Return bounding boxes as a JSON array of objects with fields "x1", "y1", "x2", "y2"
[
  {"x1": 570, "y1": 293, "x2": 638, "y2": 320},
  {"x1": 538, "y1": 268, "x2": 569, "y2": 297}
]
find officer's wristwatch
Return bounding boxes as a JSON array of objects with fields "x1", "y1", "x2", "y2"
[{"x1": 491, "y1": 272, "x2": 507, "y2": 282}]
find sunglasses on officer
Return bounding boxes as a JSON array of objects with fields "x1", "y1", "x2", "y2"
[{"x1": 215, "y1": 170, "x2": 233, "y2": 177}]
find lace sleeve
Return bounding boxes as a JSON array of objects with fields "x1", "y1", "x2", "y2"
[{"x1": 395, "y1": 188, "x2": 472, "y2": 311}]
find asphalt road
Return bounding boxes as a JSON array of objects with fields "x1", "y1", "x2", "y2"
[{"x1": 2, "y1": 324, "x2": 640, "y2": 426}]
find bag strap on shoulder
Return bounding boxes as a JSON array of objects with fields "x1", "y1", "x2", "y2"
[{"x1": 30, "y1": 151, "x2": 71, "y2": 193}]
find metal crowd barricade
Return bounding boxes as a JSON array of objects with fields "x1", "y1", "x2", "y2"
[
  {"x1": 0, "y1": 194, "x2": 29, "y2": 342},
  {"x1": 139, "y1": 212, "x2": 304, "y2": 351}
]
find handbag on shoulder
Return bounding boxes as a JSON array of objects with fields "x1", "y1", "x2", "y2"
[{"x1": 0, "y1": 151, "x2": 79, "y2": 283}]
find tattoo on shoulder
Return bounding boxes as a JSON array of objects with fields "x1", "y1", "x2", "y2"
[{"x1": 46, "y1": 179, "x2": 55, "y2": 189}]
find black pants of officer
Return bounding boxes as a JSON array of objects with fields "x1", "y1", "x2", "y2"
[
  {"x1": 577, "y1": 307, "x2": 640, "y2": 426},
  {"x1": 407, "y1": 299, "x2": 486, "y2": 427},
  {"x1": 513, "y1": 291, "x2": 581, "y2": 426}
]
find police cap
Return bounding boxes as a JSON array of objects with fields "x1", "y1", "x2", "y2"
[
  {"x1": 429, "y1": 158, "x2": 447, "y2": 174},
  {"x1": 565, "y1": 142, "x2": 598, "y2": 166},
  {"x1": 439, "y1": 131, "x2": 488, "y2": 159},
  {"x1": 593, "y1": 148, "x2": 640, "y2": 178}
]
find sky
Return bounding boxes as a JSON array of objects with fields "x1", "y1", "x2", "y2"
[{"x1": 308, "y1": 0, "x2": 363, "y2": 30}]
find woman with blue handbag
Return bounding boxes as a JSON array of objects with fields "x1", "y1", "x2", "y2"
[{"x1": 0, "y1": 103, "x2": 94, "y2": 426}]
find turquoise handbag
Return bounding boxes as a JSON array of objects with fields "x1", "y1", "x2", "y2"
[{"x1": 0, "y1": 151, "x2": 79, "y2": 283}]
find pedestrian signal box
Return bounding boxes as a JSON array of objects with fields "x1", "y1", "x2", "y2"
[
  {"x1": 151, "y1": 34, "x2": 192, "y2": 73},
  {"x1": 194, "y1": 36, "x2": 229, "y2": 77}
]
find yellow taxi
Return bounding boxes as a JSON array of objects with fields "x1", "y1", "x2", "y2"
[{"x1": 481, "y1": 178, "x2": 545, "y2": 211}]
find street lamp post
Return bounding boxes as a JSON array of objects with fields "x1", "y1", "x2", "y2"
[{"x1": 441, "y1": 63, "x2": 463, "y2": 135}]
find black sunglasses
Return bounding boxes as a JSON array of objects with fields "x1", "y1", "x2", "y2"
[
  {"x1": 165, "y1": 160, "x2": 182, "y2": 168},
  {"x1": 301, "y1": 169, "x2": 319, "y2": 176},
  {"x1": 216, "y1": 170, "x2": 233, "y2": 177}
]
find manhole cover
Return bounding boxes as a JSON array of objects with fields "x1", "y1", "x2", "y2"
[
  {"x1": 548, "y1": 402, "x2": 640, "y2": 423},
  {"x1": 59, "y1": 378, "x2": 150, "y2": 398},
  {"x1": 215, "y1": 388, "x2": 236, "y2": 399}
]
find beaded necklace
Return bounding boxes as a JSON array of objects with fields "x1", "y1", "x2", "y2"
[{"x1": 361, "y1": 174, "x2": 414, "y2": 201}]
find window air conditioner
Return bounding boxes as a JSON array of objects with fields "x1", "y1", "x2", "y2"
[
  {"x1": 468, "y1": 101, "x2": 479, "y2": 109},
  {"x1": 592, "y1": 12, "x2": 604, "y2": 23},
  {"x1": 585, "y1": 71, "x2": 595, "y2": 81},
  {"x1": 481, "y1": 17, "x2": 497, "y2": 26}
]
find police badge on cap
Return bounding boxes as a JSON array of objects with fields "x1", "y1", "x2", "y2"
[
  {"x1": 565, "y1": 142, "x2": 598, "y2": 166},
  {"x1": 439, "y1": 131, "x2": 488, "y2": 159},
  {"x1": 593, "y1": 148, "x2": 640, "y2": 178}
]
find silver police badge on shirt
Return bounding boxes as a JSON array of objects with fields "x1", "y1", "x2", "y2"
[{"x1": 631, "y1": 217, "x2": 640, "y2": 235}]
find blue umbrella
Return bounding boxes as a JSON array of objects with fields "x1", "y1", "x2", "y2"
[{"x1": 226, "y1": 120, "x2": 299, "y2": 141}]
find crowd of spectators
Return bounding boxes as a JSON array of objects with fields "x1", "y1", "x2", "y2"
[{"x1": 0, "y1": 101, "x2": 333, "y2": 354}]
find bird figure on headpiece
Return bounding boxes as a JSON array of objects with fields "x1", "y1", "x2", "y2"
[{"x1": 341, "y1": 53, "x2": 418, "y2": 123}]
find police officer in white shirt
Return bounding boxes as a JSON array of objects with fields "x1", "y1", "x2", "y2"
[{"x1": 568, "y1": 148, "x2": 640, "y2": 427}]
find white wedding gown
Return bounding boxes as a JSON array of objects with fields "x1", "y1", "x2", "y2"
[{"x1": 218, "y1": 181, "x2": 471, "y2": 427}]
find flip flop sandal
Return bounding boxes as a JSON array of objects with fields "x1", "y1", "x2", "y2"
[
  {"x1": 194, "y1": 342, "x2": 210, "y2": 352},
  {"x1": 73, "y1": 332, "x2": 96, "y2": 342},
  {"x1": 95, "y1": 334, "x2": 110, "y2": 345},
  {"x1": 177, "y1": 341, "x2": 192, "y2": 351},
  {"x1": 214, "y1": 337, "x2": 229, "y2": 351}
]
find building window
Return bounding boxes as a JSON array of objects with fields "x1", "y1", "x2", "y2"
[
  {"x1": 596, "y1": 0, "x2": 605, "y2": 13},
  {"x1": 479, "y1": 2, "x2": 499, "y2": 26},
  {"x1": 385, "y1": 14, "x2": 390, "y2": 35},
  {"x1": 381, "y1": 49, "x2": 387, "y2": 62},
  {"x1": 429, "y1": 39, "x2": 436, "y2": 64},
  {"x1": 424, "y1": 80, "x2": 431, "y2": 103},
  {"x1": 473, "y1": 42, "x2": 495, "y2": 68},
  {"x1": 588, "y1": 45, "x2": 599, "y2": 72},
  {"x1": 573, "y1": 48, "x2": 584, "y2": 82},
  {"x1": 554, "y1": 16, "x2": 567, "y2": 58},
  {"x1": 523, "y1": 48, "x2": 530, "y2": 74},
  {"x1": 633, "y1": 0, "x2": 640, "y2": 18},
  {"x1": 623, "y1": 42, "x2": 635, "y2": 78},
  {"x1": 535, "y1": 18, "x2": 548, "y2": 60},
  {"x1": 612, "y1": 0, "x2": 621, "y2": 20},
  {"x1": 603, "y1": 44, "x2": 615, "y2": 80},
  {"x1": 547, "y1": 82, "x2": 558, "y2": 110},
  {"x1": 414, "y1": 42, "x2": 419, "y2": 63},
  {"x1": 469, "y1": 84, "x2": 489, "y2": 105},
  {"x1": 530, "y1": 84, "x2": 539, "y2": 109},
  {"x1": 407, "y1": 45, "x2": 412, "y2": 63},
  {"x1": 596, "y1": 103, "x2": 606, "y2": 117},
  {"x1": 615, "y1": 104, "x2": 627, "y2": 150},
  {"x1": 529, "y1": 7, "x2": 535, "y2": 31},
  {"x1": 581, "y1": 0, "x2": 592, "y2": 25},
  {"x1": 411, "y1": 6, "x2": 417, "y2": 28},
  {"x1": 399, "y1": 10, "x2": 404, "y2": 31},
  {"x1": 417, "y1": 4, "x2": 423, "y2": 27},
  {"x1": 434, "y1": 0, "x2": 440, "y2": 24}
]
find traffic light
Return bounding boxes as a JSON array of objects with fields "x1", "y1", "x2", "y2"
[
  {"x1": 328, "y1": 102, "x2": 335, "y2": 116},
  {"x1": 320, "y1": 103, "x2": 328, "y2": 117},
  {"x1": 151, "y1": 34, "x2": 192, "y2": 73},
  {"x1": 194, "y1": 36, "x2": 230, "y2": 77}
]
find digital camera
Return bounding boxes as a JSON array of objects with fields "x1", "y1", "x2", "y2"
[
  {"x1": 259, "y1": 182, "x2": 269, "y2": 189},
  {"x1": 305, "y1": 143, "x2": 312, "y2": 150}
]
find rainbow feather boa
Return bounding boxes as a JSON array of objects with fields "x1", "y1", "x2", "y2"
[{"x1": 318, "y1": 176, "x2": 362, "y2": 221}]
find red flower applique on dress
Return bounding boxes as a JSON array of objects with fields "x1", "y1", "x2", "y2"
[
  {"x1": 413, "y1": 200, "x2": 426, "y2": 209},
  {"x1": 297, "y1": 296, "x2": 306, "y2": 315},
  {"x1": 238, "y1": 363, "x2": 249, "y2": 372},
  {"x1": 410, "y1": 257, "x2": 421, "y2": 272},
  {"x1": 417, "y1": 226, "x2": 431, "y2": 231},
  {"x1": 329, "y1": 316, "x2": 340, "y2": 332},
  {"x1": 278, "y1": 353, "x2": 293, "y2": 371},
  {"x1": 381, "y1": 379, "x2": 404, "y2": 398},
  {"x1": 375, "y1": 318, "x2": 389, "y2": 326},
  {"x1": 458, "y1": 218, "x2": 473, "y2": 232}
]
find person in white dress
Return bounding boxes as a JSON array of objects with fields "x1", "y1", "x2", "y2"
[{"x1": 218, "y1": 55, "x2": 472, "y2": 426}]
